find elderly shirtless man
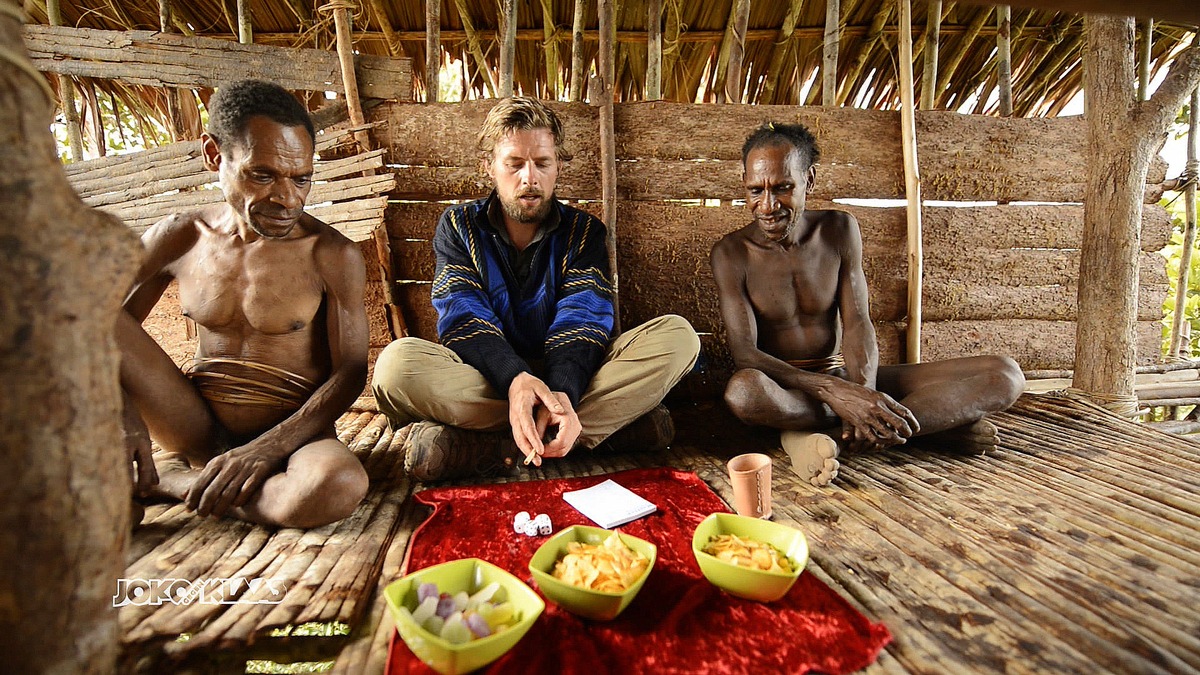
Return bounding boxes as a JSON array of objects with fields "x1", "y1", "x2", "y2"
[
  {"x1": 120, "y1": 80, "x2": 369, "y2": 527},
  {"x1": 712, "y1": 122, "x2": 1024, "y2": 487}
]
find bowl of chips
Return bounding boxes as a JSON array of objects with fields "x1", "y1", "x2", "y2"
[
  {"x1": 528, "y1": 525, "x2": 656, "y2": 621},
  {"x1": 384, "y1": 558, "x2": 544, "y2": 675},
  {"x1": 692, "y1": 512, "x2": 808, "y2": 602}
]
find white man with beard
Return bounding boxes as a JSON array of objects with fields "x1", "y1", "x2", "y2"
[
  {"x1": 372, "y1": 97, "x2": 700, "y2": 481},
  {"x1": 712, "y1": 122, "x2": 1024, "y2": 488},
  {"x1": 120, "y1": 80, "x2": 370, "y2": 527}
]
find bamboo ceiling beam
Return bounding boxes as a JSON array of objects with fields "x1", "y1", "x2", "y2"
[
  {"x1": 713, "y1": 0, "x2": 750, "y2": 104},
  {"x1": 569, "y1": 0, "x2": 586, "y2": 102},
  {"x1": 1138, "y1": 18, "x2": 1152, "y2": 100},
  {"x1": 661, "y1": 0, "x2": 681, "y2": 100},
  {"x1": 838, "y1": 0, "x2": 893, "y2": 106},
  {"x1": 236, "y1": 0, "x2": 252, "y2": 44},
  {"x1": 499, "y1": 0, "x2": 517, "y2": 97},
  {"x1": 425, "y1": 0, "x2": 440, "y2": 100},
  {"x1": 760, "y1": 0, "x2": 802, "y2": 104},
  {"x1": 897, "y1": 0, "x2": 923, "y2": 363},
  {"x1": 453, "y1": 0, "x2": 496, "y2": 97},
  {"x1": 921, "y1": 0, "x2": 942, "y2": 109},
  {"x1": 645, "y1": 0, "x2": 662, "y2": 100},
  {"x1": 934, "y1": 5, "x2": 991, "y2": 103},
  {"x1": 1016, "y1": 30, "x2": 1082, "y2": 115},
  {"x1": 541, "y1": 0, "x2": 560, "y2": 99},
  {"x1": 823, "y1": 0, "x2": 841, "y2": 106},
  {"x1": 365, "y1": 0, "x2": 404, "y2": 58},
  {"x1": 997, "y1": 5, "x2": 1013, "y2": 116}
]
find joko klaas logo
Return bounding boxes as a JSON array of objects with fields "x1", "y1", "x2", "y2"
[{"x1": 113, "y1": 577, "x2": 289, "y2": 607}]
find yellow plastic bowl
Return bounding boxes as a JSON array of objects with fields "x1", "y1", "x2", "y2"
[
  {"x1": 692, "y1": 512, "x2": 808, "y2": 602},
  {"x1": 383, "y1": 558, "x2": 544, "y2": 675},
  {"x1": 528, "y1": 525, "x2": 657, "y2": 621}
]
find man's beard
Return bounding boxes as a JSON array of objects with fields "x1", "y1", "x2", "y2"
[{"x1": 500, "y1": 191, "x2": 553, "y2": 224}]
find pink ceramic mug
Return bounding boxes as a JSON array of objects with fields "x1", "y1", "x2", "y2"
[{"x1": 727, "y1": 453, "x2": 772, "y2": 519}]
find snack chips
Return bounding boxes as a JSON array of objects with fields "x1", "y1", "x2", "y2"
[
  {"x1": 702, "y1": 533, "x2": 794, "y2": 574},
  {"x1": 552, "y1": 533, "x2": 650, "y2": 593}
]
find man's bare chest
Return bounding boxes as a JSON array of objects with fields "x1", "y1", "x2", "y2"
[
  {"x1": 175, "y1": 242, "x2": 325, "y2": 336},
  {"x1": 744, "y1": 250, "x2": 840, "y2": 321}
]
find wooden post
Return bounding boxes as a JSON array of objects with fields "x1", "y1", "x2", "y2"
[
  {"x1": 47, "y1": 0, "x2": 83, "y2": 161},
  {"x1": 898, "y1": 0, "x2": 923, "y2": 363},
  {"x1": 236, "y1": 0, "x2": 252, "y2": 44},
  {"x1": 1074, "y1": 17, "x2": 1200, "y2": 413},
  {"x1": 597, "y1": 0, "x2": 619, "y2": 331},
  {"x1": 646, "y1": 0, "x2": 662, "y2": 100},
  {"x1": 455, "y1": 0, "x2": 497, "y2": 97},
  {"x1": 921, "y1": 0, "x2": 941, "y2": 109},
  {"x1": 426, "y1": 0, "x2": 441, "y2": 100},
  {"x1": 822, "y1": 0, "x2": 840, "y2": 106},
  {"x1": 327, "y1": 2, "x2": 372, "y2": 152},
  {"x1": 499, "y1": 0, "x2": 518, "y2": 97},
  {"x1": 1169, "y1": 87, "x2": 1199, "y2": 359},
  {"x1": 569, "y1": 0, "x2": 587, "y2": 102},
  {"x1": 1138, "y1": 18, "x2": 1152, "y2": 101},
  {"x1": 760, "y1": 0, "x2": 801, "y2": 104},
  {"x1": 997, "y1": 5, "x2": 1013, "y2": 116},
  {"x1": 0, "y1": 8, "x2": 139, "y2": 671},
  {"x1": 541, "y1": 0, "x2": 559, "y2": 98}
]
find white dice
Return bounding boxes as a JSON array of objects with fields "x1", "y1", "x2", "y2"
[
  {"x1": 512, "y1": 511, "x2": 531, "y2": 533},
  {"x1": 521, "y1": 520, "x2": 539, "y2": 537},
  {"x1": 533, "y1": 513, "x2": 552, "y2": 535},
  {"x1": 513, "y1": 512, "x2": 552, "y2": 537}
]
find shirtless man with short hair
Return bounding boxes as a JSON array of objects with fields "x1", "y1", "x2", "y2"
[
  {"x1": 120, "y1": 79, "x2": 369, "y2": 527},
  {"x1": 712, "y1": 122, "x2": 1024, "y2": 487}
]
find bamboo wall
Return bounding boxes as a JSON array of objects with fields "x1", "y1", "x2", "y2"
[{"x1": 368, "y1": 100, "x2": 1170, "y2": 381}]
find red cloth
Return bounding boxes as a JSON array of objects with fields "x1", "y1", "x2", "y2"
[{"x1": 386, "y1": 467, "x2": 891, "y2": 675}]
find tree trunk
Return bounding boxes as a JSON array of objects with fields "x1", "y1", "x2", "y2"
[{"x1": 0, "y1": 6, "x2": 139, "y2": 672}]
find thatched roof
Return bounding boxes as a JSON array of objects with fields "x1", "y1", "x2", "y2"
[{"x1": 22, "y1": 1, "x2": 1199, "y2": 139}]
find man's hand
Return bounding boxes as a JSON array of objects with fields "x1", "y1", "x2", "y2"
[
  {"x1": 535, "y1": 392, "x2": 581, "y2": 458},
  {"x1": 185, "y1": 441, "x2": 282, "y2": 518},
  {"x1": 122, "y1": 399, "x2": 158, "y2": 497},
  {"x1": 508, "y1": 372, "x2": 569, "y2": 465},
  {"x1": 821, "y1": 379, "x2": 919, "y2": 452}
]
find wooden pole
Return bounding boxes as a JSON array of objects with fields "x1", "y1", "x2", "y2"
[
  {"x1": 327, "y1": 2, "x2": 372, "y2": 152},
  {"x1": 717, "y1": 0, "x2": 751, "y2": 104},
  {"x1": 158, "y1": 0, "x2": 188, "y2": 142},
  {"x1": 935, "y1": 6, "x2": 991, "y2": 101},
  {"x1": 898, "y1": 0, "x2": 923, "y2": 362},
  {"x1": 838, "y1": 1, "x2": 892, "y2": 106},
  {"x1": 997, "y1": 5, "x2": 1013, "y2": 116},
  {"x1": 921, "y1": 0, "x2": 941, "y2": 110},
  {"x1": 426, "y1": 0, "x2": 441, "y2": 100},
  {"x1": 597, "y1": 0, "x2": 619, "y2": 331},
  {"x1": 822, "y1": 0, "x2": 840, "y2": 106},
  {"x1": 662, "y1": 0, "x2": 681, "y2": 100},
  {"x1": 646, "y1": 0, "x2": 662, "y2": 100},
  {"x1": 760, "y1": 0, "x2": 802, "y2": 104},
  {"x1": 46, "y1": 0, "x2": 83, "y2": 161},
  {"x1": 541, "y1": 0, "x2": 559, "y2": 98},
  {"x1": 454, "y1": 0, "x2": 497, "y2": 97},
  {"x1": 236, "y1": 0, "x2": 252, "y2": 44},
  {"x1": 1169, "y1": 87, "x2": 1199, "y2": 359},
  {"x1": 499, "y1": 0, "x2": 518, "y2": 97},
  {"x1": 1138, "y1": 18, "x2": 1152, "y2": 101},
  {"x1": 366, "y1": 0, "x2": 405, "y2": 58},
  {"x1": 569, "y1": 0, "x2": 587, "y2": 101}
]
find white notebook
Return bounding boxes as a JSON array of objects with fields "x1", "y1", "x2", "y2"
[{"x1": 562, "y1": 479, "x2": 658, "y2": 529}]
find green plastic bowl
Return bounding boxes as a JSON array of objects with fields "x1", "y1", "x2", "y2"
[
  {"x1": 692, "y1": 512, "x2": 808, "y2": 602},
  {"x1": 383, "y1": 558, "x2": 544, "y2": 675},
  {"x1": 528, "y1": 525, "x2": 657, "y2": 621}
]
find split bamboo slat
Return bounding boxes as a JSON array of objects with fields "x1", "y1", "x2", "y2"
[{"x1": 23, "y1": 25, "x2": 412, "y2": 101}]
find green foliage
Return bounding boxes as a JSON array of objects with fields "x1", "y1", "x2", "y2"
[{"x1": 1160, "y1": 196, "x2": 1199, "y2": 357}]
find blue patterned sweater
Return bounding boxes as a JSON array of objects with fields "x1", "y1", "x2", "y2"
[{"x1": 431, "y1": 193, "x2": 615, "y2": 405}]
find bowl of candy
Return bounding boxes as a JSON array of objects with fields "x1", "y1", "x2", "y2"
[
  {"x1": 384, "y1": 558, "x2": 544, "y2": 675},
  {"x1": 692, "y1": 512, "x2": 808, "y2": 602},
  {"x1": 527, "y1": 525, "x2": 656, "y2": 621}
]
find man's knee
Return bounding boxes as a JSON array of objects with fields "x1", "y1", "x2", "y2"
[
  {"x1": 650, "y1": 314, "x2": 701, "y2": 373},
  {"x1": 371, "y1": 337, "x2": 429, "y2": 394},
  {"x1": 724, "y1": 368, "x2": 771, "y2": 424},
  {"x1": 276, "y1": 454, "x2": 368, "y2": 529},
  {"x1": 983, "y1": 355, "x2": 1024, "y2": 408}
]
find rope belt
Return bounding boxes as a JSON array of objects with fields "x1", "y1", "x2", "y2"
[
  {"x1": 787, "y1": 353, "x2": 846, "y2": 374},
  {"x1": 186, "y1": 357, "x2": 317, "y2": 409}
]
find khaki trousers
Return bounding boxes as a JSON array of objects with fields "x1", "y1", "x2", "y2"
[{"x1": 371, "y1": 314, "x2": 700, "y2": 448}]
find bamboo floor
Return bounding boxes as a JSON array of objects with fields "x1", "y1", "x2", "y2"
[{"x1": 122, "y1": 393, "x2": 1200, "y2": 673}]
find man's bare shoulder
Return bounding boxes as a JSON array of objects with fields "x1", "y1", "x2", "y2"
[
  {"x1": 140, "y1": 204, "x2": 229, "y2": 259},
  {"x1": 809, "y1": 208, "x2": 859, "y2": 243},
  {"x1": 306, "y1": 216, "x2": 366, "y2": 276},
  {"x1": 712, "y1": 222, "x2": 759, "y2": 258}
]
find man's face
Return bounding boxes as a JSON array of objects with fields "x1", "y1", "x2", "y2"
[
  {"x1": 486, "y1": 128, "x2": 559, "y2": 226},
  {"x1": 203, "y1": 116, "x2": 314, "y2": 239},
  {"x1": 742, "y1": 143, "x2": 815, "y2": 243}
]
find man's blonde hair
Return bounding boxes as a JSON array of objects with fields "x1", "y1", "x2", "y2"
[{"x1": 477, "y1": 96, "x2": 573, "y2": 164}]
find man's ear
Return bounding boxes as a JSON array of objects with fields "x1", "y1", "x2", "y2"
[
  {"x1": 200, "y1": 133, "x2": 222, "y2": 172},
  {"x1": 806, "y1": 164, "x2": 817, "y2": 194}
]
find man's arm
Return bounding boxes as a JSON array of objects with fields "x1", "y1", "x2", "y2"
[
  {"x1": 833, "y1": 213, "x2": 878, "y2": 389},
  {"x1": 188, "y1": 230, "x2": 369, "y2": 517}
]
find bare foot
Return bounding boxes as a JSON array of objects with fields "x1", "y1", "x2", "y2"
[
  {"x1": 146, "y1": 452, "x2": 199, "y2": 502},
  {"x1": 781, "y1": 430, "x2": 841, "y2": 487},
  {"x1": 921, "y1": 419, "x2": 998, "y2": 455}
]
